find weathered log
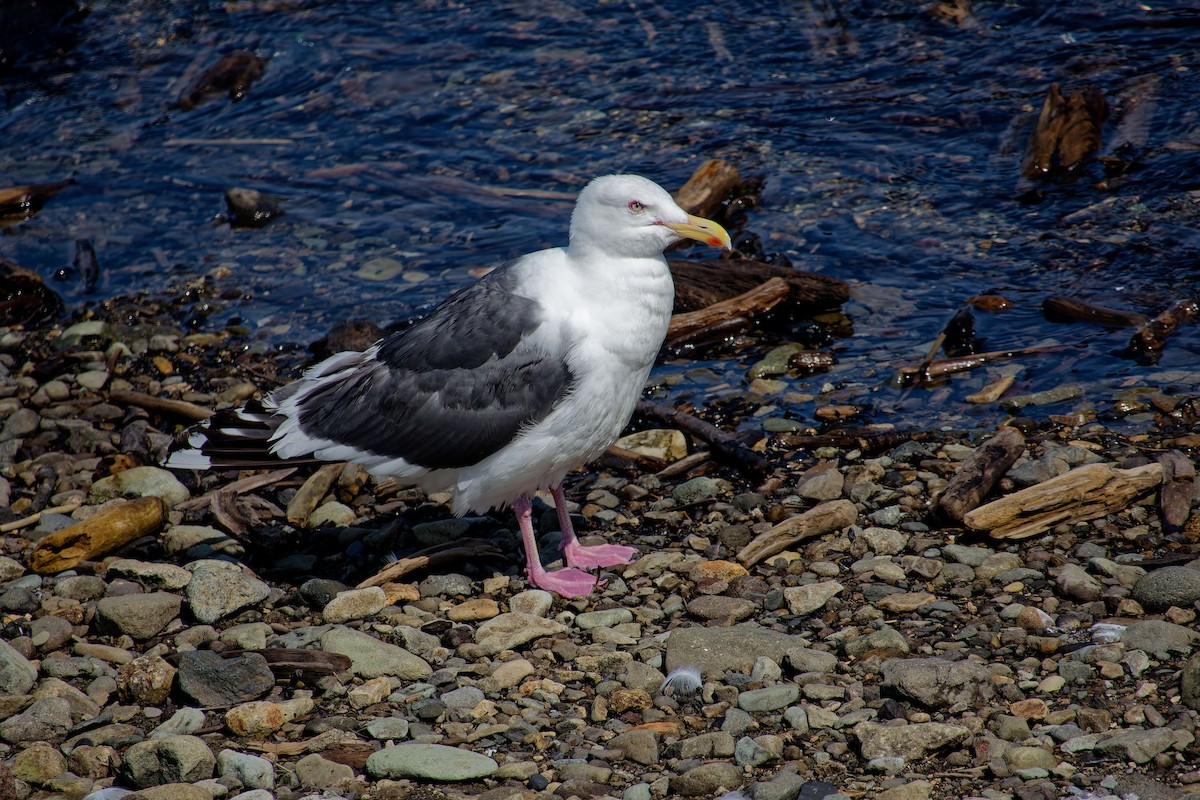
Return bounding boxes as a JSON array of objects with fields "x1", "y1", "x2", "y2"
[
  {"x1": 1159, "y1": 451, "x2": 1196, "y2": 533},
  {"x1": 286, "y1": 463, "x2": 343, "y2": 526},
  {"x1": 776, "y1": 428, "x2": 920, "y2": 455},
  {"x1": 1128, "y1": 299, "x2": 1200, "y2": 357},
  {"x1": 669, "y1": 258, "x2": 849, "y2": 313},
  {"x1": 0, "y1": 180, "x2": 72, "y2": 219},
  {"x1": 635, "y1": 400, "x2": 770, "y2": 479},
  {"x1": 673, "y1": 159, "x2": 742, "y2": 218},
  {"x1": 30, "y1": 496, "x2": 167, "y2": 574},
  {"x1": 666, "y1": 277, "x2": 791, "y2": 347},
  {"x1": 963, "y1": 462, "x2": 1162, "y2": 540},
  {"x1": 1021, "y1": 83, "x2": 1108, "y2": 179},
  {"x1": 0, "y1": 257, "x2": 62, "y2": 325},
  {"x1": 965, "y1": 374, "x2": 1015, "y2": 404},
  {"x1": 737, "y1": 499, "x2": 858, "y2": 566},
  {"x1": 935, "y1": 427, "x2": 1026, "y2": 523},
  {"x1": 218, "y1": 648, "x2": 351, "y2": 678},
  {"x1": 1042, "y1": 296, "x2": 1147, "y2": 327}
]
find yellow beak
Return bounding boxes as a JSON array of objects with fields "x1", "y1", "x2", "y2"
[{"x1": 664, "y1": 214, "x2": 732, "y2": 250}]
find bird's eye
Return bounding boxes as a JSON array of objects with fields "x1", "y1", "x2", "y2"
[{"x1": 627, "y1": 200, "x2": 645, "y2": 213}]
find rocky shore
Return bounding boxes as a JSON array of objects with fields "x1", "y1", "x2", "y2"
[{"x1": 1, "y1": 305, "x2": 1199, "y2": 800}]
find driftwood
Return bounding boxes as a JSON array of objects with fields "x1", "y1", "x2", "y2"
[
  {"x1": 737, "y1": 499, "x2": 858, "y2": 566},
  {"x1": 895, "y1": 345, "x2": 1065, "y2": 386},
  {"x1": 175, "y1": 467, "x2": 297, "y2": 511},
  {"x1": 635, "y1": 400, "x2": 770, "y2": 479},
  {"x1": 178, "y1": 50, "x2": 268, "y2": 110},
  {"x1": 1021, "y1": 83, "x2": 1109, "y2": 179},
  {"x1": 669, "y1": 258, "x2": 849, "y2": 313},
  {"x1": 0, "y1": 179, "x2": 72, "y2": 219},
  {"x1": 0, "y1": 257, "x2": 63, "y2": 325},
  {"x1": 30, "y1": 497, "x2": 168, "y2": 574},
  {"x1": 218, "y1": 648, "x2": 351, "y2": 678},
  {"x1": 673, "y1": 159, "x2": 742, "y2": 218},
  {"x1": 110, "y1": 389, "x2": 215, "y2": 422},
  {"x1": 666, "y1": 277, "x2": 791, "y2": 347},
  {"x1": 935, "y1": 427, "x2": 1026, "y2": 523},
  {"x1": 286, "y1": 463, "x2": 343, "y2": 525},
  {"x1": 1128, "y1": 299, "x2": 1200, "y2": 357},
  {"x1": 1042, "y1": 296, "x2": 1147, "y2": 328},
  {"x1": 777, "y1": 428, "x2": 920, "y2": 455},
  {"x1": 963, "y1": 462, "x2": 1163, "y2": 540},
  {"x1": 1159, "y1": 451, "x2": 1196, "y2": 533}
]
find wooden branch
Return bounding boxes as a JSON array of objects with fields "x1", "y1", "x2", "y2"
[
  {"x1": 935, "y1": 427, "x2": 1026, "y2": 523},
  {"x1": 963, "y1": 462, "x2": 1163, "y2": 540},
  {"x1": 1128, "y1": 299, "x2": 1200, "y2": 357},
  {"x1": 673, "y1": 160, "x2": 741, "y2": 218},
  {"x1": 1042, "y1": 296, "x2": 1147, "y2": 327},
  {"x1": 175, "y1": 467, "x2": 298, "y2": 511},
  {"x1": 1159, "y1": 451, "x2": 1196, "y2": 533},
  {"x1": 737, "y1": 499, "x2": 858, "y2": 566},
  {"x1": 634, "y1": 400, "x2": 770, "y2": 479},
  {"x1": 666, "y1": 277, "x2": 790, "y2": 347},
  {"x1": 669, "y1": 259, "x2": 849, "y2": 313},
  {"x1": 0, "y1": 499, "x2": 83, "y2": 533},
  {"x1": 895, "y1": 345, "x2": 1066, "y2": 385},
  {"x1": 109, "y1": 389, "x2": 215, "y2": 422},
  {"x1": 30, "y1": 497, "x2": 167, "y2": 574}
]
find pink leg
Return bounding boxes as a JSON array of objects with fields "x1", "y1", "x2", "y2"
[
  {"x1": 553, "y1": 484, "x2": 637, "y2": 569},
  {"x1": 514, "y1": 494, "x2": 596, "y2": 597}
]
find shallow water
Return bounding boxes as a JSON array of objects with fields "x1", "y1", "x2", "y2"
[{"x1": 4, "y1": 0, "x2": 1199, "y2": 433}]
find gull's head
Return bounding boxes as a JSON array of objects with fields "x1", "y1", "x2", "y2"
[{"x1": 569, "y1": 174, "x2": 732, "y2": 259}]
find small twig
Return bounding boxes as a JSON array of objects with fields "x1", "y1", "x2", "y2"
[
  {"x1": 0, "y1": 499, "x2": 84, "y2": 533},
  {"x1": 357, "y1": 539, "x2": 506, "y2": 588},
  {"x1": 655, "y1": 450, "x2": 713, "y2": 479},
  {"x1": 175, "y1": 467, "x2": 297, "y2": 511}
]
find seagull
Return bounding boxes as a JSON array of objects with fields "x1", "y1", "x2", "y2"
[{"x1": 167, "y1": 174, "x2": 731, "y2": 596}]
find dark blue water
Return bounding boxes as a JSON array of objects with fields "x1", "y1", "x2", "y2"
[{"x1": 4, "y1": 0, "x2": 1199, "y2": 431}]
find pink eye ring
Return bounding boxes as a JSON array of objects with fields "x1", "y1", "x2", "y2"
[{"x1": 627, "y1": 200, "x2": 645, "y2": 213}]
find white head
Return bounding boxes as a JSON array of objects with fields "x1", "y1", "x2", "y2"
[{"x1": 568, "y1": 174, "x2": 731, "y2": 259}]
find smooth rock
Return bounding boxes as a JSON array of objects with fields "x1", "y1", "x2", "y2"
[
  {"x1": 463, "y1": 612, "x2": 567, "y2": 657},
  {"x1": 609, "y1": 729, "x2": 659, "y2": 765},
  {"x1": 296, "y1": 752, "x2": 355, "y2": 788},
  {"x1": 738, "y1": 684, "x2": 800, "y2": 712},
  {"x1": 0, "y1": 639, "x2": 38, "y2": 695},
  {"x1": 89, "y1": 466, "x2": 190, "y2": 507},
  {"x1": 669, "y1": 761, "x2": 743, "y2": 796},
  {"x1": 1055, "y1": 563, "x2": 1103, "y2": 602},
  {"x1": 106, "y1": 558, "x2": 192, "y2": 590},
  {"x1": 0, "y1": 696, "x2": 72, "y2": 743},
  {"x1": 1131, "y1": 566, "x2": 1200, "y2": 611},
  {"x1": 217, "y1": 749, "x2": 274, "y2": 791},
  {"x1": 320, "y1": 626, "x2": 432, "y2": 679},
  {"x1": 366, "y1": 742, "x2": 498, "y2": 781},
  {"x1": 322, "y1": 586, "x2": 386, "y2": 623},
  {"x1": 665, "y1": 626, "x2": 803, "y2": 678},
  {"x1": 784, "y1": 581, "x2": 844, "y2": 615},
  {"x1": 121, "y1": 735, "x2": 215, "y2": 787},
  {"x1": 95, "y1": 592, "x2": 182, "y2": 640},
  {"x1": 1120, "y1": 619, "x2": 1198, "y2": 659},
  {"x1": 225, "y1": 701, "x2": 286, "y2": 737},
  {"x1": 854, "y1": 721, "x2": 970, "y2": 760}
]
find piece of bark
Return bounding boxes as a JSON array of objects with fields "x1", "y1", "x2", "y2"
[
  {"x1": 175, "y1": 467, "x2": 297, "y2": 511},
  {"x1": 110, "y1": 389, "x2": 215, "y2": 422},
  {"x1": 935, "y1": 427, "x2": 1026, "y2": 523},
  {"x1": 1128, "y1": 299, "x2": 1200, "y2": 357},
  {"x1": 669, "y1": 259, "x2": 849, "y2": 313},
  {"x1": 1042, "y1": 296, "x2": 1147, "y2": 328},
  {"x1": 776, "y1": 428, "x2": 920, "y2": 455},
  {"x1": 673, "y1": 160, "x2": 742, "y2": 218},
  {"x1": 30, "y1": 496, "x2": 167, "y2": 574},
  {"x1": 1159, "y1": 451, "x2": 1196, "y2": 533},
  {"x1": 666, "y1": 277, "x2": 791, "y2": 347},
  {"x1": 964, "y1": 462, "x2": 1163, "y2": 540},
  {"x1": 635, "y1": 400, "x2": 770, "y2": 479},
  {"x1": 1021, "y1": 83, "x2": 1109, "y2": 179},
  {"x1": 286, "y1": 463, "x2": 344, "y2": 525},
  {"x1": 737, "y1": 499, "x2": 858, "y2": 566},
  {"x1": 965, "y1": 374, "x2": 1016, "y2": 404},
  {"x1": 600, "y1": 445, "x2": 669, "y2": 474}
]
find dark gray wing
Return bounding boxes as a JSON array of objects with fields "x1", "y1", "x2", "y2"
[{"x1": 295, "y1": 265, "x2": 574, "y2": 470}]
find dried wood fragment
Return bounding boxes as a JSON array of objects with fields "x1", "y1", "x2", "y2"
[
  {"x1": 965, "y1": 374, "x2": 1015, "y2": 404},
  {"x1": 1021, "y1": 83, "x2": 1109, "y2": 179},
  {"x1": 0, "y1": 180, "x2": 72, "y2": 219},
  {"x1": 935, "y1": 427, "x2": 1026, "y2": 523},
  {"x1": 738, "y1": 499, "x2": 858, "y2": 566},
  {"x1": 669, "y1": 259, "x2": 849, "y2": 313},
  {"x1": 673, "y1": 160, "x2": 742, "y2": 218},
  {"x1": 0, "y1": 257, "x2": 63, "y2": 325},
  {"x1": 1158, "y1": 451, "x2": 1196, "y2": 533},
  {"x1": 635, "y1": 400, "x2": 770, "y2": 479},
  {"x1": 777, "y1": 428, "x2": 919, "y2": 455},
  {"x1": 220, "y1": 648, "x2": 351, "y2": 677},
  {"x1": 286, "y1": 463, "x2": 344, "y2": 526},
  {"x1": 178, "y1": 50, "x2": 268, "y2": 110},
  {"x1": 110, "y1": 389, "x2": 215, "y2": 422},
  {"x1": 666, "y1": 277, "x2": 790, "y2": 347},
  {"x1": 1128, "y1": 299, "x2": 1200, "y2": 358},
  {"x1": 1042, "y1": 296, "x2": 1147, "y2": 328},
  {"x1": 963, "y1": 462, "x2": 1163, "y2": 540},
  {"x1": 174, "y1": 467, "x2": 297, "y2": 511},
  {"x1": 30, "y1": 497, "x2": 168, "y2": 574}
]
